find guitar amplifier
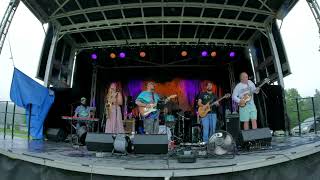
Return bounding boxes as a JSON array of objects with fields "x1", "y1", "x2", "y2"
[
  {"x1": 123, "y1": 119, "x2": 135, "y2": 134},
  {"x1": 225, "y1": 114, "x2": 240, "y2": 145}
]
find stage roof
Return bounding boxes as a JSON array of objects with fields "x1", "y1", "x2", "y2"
[{"x1": 22, "y1": 0, "x2": 298, "y2": 49}]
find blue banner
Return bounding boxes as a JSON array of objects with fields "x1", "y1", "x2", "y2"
[{"x1": 10, "y1": 68, "x2": 54, "y2": 139}]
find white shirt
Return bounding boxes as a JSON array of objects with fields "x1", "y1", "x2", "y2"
[{"x1": 232, "y1": 80, "x2": 257, "y2": 105}]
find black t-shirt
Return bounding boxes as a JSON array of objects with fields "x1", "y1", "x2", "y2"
[{"x1": 198, "y1": 92, "x2": 217, "y2": 113}]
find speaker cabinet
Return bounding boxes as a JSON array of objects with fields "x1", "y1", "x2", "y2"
[
  {"x1": 240, "y1": 128, "x2": 272, "y2": 148},
  {"x1": 133, "y1": 134, "x2": 168, "y2": 154},
  {"x1": 85, "y1": 133, "x2": 114, "y2": 152},
  {"x1": 225, "y1": 114, "x2": 240, "y2": 145}
]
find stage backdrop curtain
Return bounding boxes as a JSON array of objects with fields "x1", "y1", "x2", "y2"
[
  {"x1": 10, "y1": 68, "x2": 55, "y2": 139},
  {"x1": 123, "y1": 79, "x2": 219, "y2": 111},
  {"x1": 125, "y1": 79, "x2": 144, "y2": 99}
]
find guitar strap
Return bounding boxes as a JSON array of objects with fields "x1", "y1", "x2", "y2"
[
  {"x1": 151, "y1": 92, "x2": 155, "y2": 103},
  {"x1": 246, "y1": 82, "x2": 252, "y2": 95}
]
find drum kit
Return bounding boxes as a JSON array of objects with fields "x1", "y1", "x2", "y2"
[{"x1": 163, "y1": 111, "x2": 202, "y2": 143}]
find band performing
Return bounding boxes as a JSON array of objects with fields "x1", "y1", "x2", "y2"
[{"x1": 67, "y1": 71, "x2": 269, "y2": 147}]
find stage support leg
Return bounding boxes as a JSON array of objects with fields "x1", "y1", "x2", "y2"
[
  {"x1": 44, "y1": 29, "x2": 60, "y2": 87},
  {"x1": 267, "y1": 26, "x2": 290, "y2": 132},
  {"x1": 267, "y1": 27, "x2": 284, "y2": 88}
]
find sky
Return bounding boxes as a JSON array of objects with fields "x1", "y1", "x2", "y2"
[
  {"x1": 279, "y1": 0, "x2": 320, "y2": 96},
  {"x1": 0, "y1": 0, "x2": 45, "y2": 101},
  {"x1": 0, "y1": 0, "x2": 319, "y2": 101}
]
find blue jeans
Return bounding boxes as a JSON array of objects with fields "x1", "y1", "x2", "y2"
[{"x1": 201, "y1": 113, "x2": 217, "y2": 142}]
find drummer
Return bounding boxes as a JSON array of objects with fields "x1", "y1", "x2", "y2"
[{"x1": 163, "y1": 107, "x2": 174, "y2": 120}]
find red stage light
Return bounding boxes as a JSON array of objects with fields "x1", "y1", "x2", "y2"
[
  {"x1": 181, "y1": 51, "x2": 188, "y2": 57},
  {"x1": 210, "y1": 51, "x2": 217, "y2": 57},
  {"x1": 139, "y1": 51, "x2": 146, "y2": 58},
  {"x1": 110, "y1": 53, "x2": 116, "y2": 59}
]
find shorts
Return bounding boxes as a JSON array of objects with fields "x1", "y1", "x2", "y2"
[{"x1": 239, "y1": 103, "x2": 257, "y2": 122}]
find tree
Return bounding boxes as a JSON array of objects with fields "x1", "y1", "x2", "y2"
[
  {"x1": 313, "y1": 89, "x2": 320, "y2": 116},
  {"x1": 285, "y1": 88, "x2": 313, "y2": 128}
]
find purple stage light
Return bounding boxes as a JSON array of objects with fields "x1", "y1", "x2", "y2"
[
  {"x1": 229, "y1": 51, "x2": 235, "y2": 58},
  {"x1": 91, "y1": 53, "x2": 97, "y2": 60},
  {"x1": 119, "y1": 52, "x2": 126, "y2": 58},
  {"x1": 201, "y1": 51, "x2": 208, "y2": 57}
]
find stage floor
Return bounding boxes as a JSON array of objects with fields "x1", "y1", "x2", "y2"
[{"x1": 1, "y1": 135, "x2": 320, "y2": 178}]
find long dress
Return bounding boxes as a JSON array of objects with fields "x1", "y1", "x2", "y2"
[{"x1": 105, "y1": 100, "x2": 124, "y2": 134}]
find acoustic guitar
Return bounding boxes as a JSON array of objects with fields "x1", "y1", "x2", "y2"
[
  {"x1": 138, "y1": 94, "x2": 177, "y2": 117},
  {"x1": 239, "y1": 78, "x2": 270, "y2": 107},
  {"x1": 198, "y1": 93, "x2": 231, "y2": 118}
]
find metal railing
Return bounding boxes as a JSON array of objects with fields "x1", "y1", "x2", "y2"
[
  {"x1": 0, "y1": 101, "x2": 30, "y2": 139},
  {"x1": 286, "y1": 97, "x2": 320, "y2": 136},
  {"x1": 1, "y1": 96, "x2": 319, "y2": 139}
]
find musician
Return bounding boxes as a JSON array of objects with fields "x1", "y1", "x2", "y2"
[
  {"x1": 74, "y1": 97, "x2": 90, "y2": 118},
  {"x1": 198, "y1": 82, "x2": 219, "y2": 143},
  {"x1": 74, "y1": 97, "x2": 90, "y2": 130},
  {"x1": 105, "y1": 82, "x2": 124, "y2": 134},
  {"x1": 164, "y1": 98, "x2": 179, "y2": 114},
  {"x1": 232, "y1": 72, "x2": 260, "y2": 130},
  {"x1": 135, "y1": 81, "x2": 161, "y2": 134}
]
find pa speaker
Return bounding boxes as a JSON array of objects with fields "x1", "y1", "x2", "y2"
[
  {"x1": 133, "y1": 134, "x2": 168, "y2": 154},
  {"x1": 240, "y1": 128, "x2": 272, "y2": 146},
  {"x1": 46, "y1": 128, "x2": 66, "y2": 142},
  {"x1": 225, "y1": 114, "x2": 240, "y2": 145},
  {"x1": 85, "y1": 133, "x2": 114, "y2": 152}
]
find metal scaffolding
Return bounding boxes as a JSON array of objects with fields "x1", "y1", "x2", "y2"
[
  {"x1": 306, "y1": 0, "x2": 320, "y2": 50},
  {"x1": 0, "y1": 0, "x2": 20, "y2": 55}
]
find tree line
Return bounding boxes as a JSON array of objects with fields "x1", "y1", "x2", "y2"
[{"x1": 285, "y1": 88, "x2": 320, "y2": 128}]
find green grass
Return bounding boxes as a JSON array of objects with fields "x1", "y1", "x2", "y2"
[{"x1": 0, "y1": 127, "x2": 29, "y2": 139}]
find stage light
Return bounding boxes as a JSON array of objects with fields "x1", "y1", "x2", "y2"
[
  {"x1": 210, "y1": 51, "x2": 217, "y2": 57},
  {"x1": 139, "y1": 51, "x2": 146, "y2": 58},
  {"x1": 119, "y1": 52, "x2": 126, "y2": 58},
  {"x1": 181, "y1": 51, "x2": 188, "y2": 57},
  {"x1": 201, "y1": 51, "x2": 208, "y2": 57},
  {"x1": 91, "y1": 53, "x2": 97, "y2": 60},
  {"x1": 229, "y1": 51, "x2": 235, "y2": 58},
  {"x1": 110, "y1": 53, "x2": 116, "y2": 59}
]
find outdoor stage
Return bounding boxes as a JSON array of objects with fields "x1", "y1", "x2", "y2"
[{"x1": 1, "y1": 135, "x2": 320, "y2": 180}]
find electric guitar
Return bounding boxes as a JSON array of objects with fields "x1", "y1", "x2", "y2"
[
  {"x1": 198, "y1": 93, "x2": 231, "y2": 118},
  {"x1": 138, "y1": 94, "x2": 177, "y2": 117},
  {"x1": 239, "y1": 78, "x2": 270, "y2": 107}
]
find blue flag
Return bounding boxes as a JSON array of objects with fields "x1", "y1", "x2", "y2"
[{"x1": 10, "y1": 68, "x2": 55, "y2": 139}]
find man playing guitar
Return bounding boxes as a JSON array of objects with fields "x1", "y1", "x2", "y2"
[
  {"x1": 197, "y1": 82, "x2": 220, "y2": 143},
  {"x1": 135, "y1": 81, "x2": 176, "y2": 134},
  {"x1": 232, "y1": 72, "x2": 260, "y2": 130}
]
